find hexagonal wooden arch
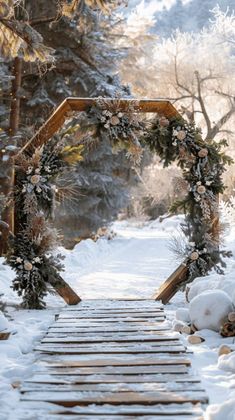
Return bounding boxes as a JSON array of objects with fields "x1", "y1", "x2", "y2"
[{"x1": 15, "y1": 97, "x2": 189, "y2": 305}]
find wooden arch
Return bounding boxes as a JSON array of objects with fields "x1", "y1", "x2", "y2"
[{"x1": 15, "y1": 98, "x2": 188, "y2": 305}]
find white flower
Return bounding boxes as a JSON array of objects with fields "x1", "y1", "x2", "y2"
[
  {"x1": 206, "y1": 181, "x2": 212, "y2": 186},
  {"x1": 104, "y1": 123, "x2": 110, "y2": 129},
  {"x1": 44, "y1": 166, "x2": 51, "y2": 173},
  {"x1": 26, "y1": 166, "x2": 33, "y2": 174},
  {"x1": 172, "y1": 129, "x2": 178, "y2": 137},
  {"x1": 172, "y1": 141, "x2": 177, "y2": 146},
  {"x1": 33, "y1": 257, "x2": 41, "y2": 263},
  {"x1": 189, "y1": 242, "x2": 195, "y2": 247},
  {"x1": 196, "y1": 181, "x2": 202, "y2": 186},
  {"x1": 36, "y1": 186, "x2": 42, "y2": 193},
  {"x1": 16, "y1": 257, "x2": 23, "y2": 263},
  {"x1": 22, "y1": 186, "x2": 27, "y2": 193},
  {"x1": 35, "y1": 168, "x2": 41, "y2": 174}
]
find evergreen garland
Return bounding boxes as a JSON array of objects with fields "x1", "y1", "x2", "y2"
[
  {"x1": 142, "y1": 116, "x2": 233, "y2": 284},
  {"x1": 7, "y1": 138, "x2": 83, "y2": 309}
]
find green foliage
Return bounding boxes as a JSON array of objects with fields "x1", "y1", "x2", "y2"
[{"x1": 143, "y1": 115, "x2": 233, "y2": 285}]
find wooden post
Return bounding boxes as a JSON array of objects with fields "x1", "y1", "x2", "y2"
[{"x1": 152, "y1": 262, "x2": 188, "y2": 304}]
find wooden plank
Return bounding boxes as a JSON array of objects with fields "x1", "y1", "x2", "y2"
[
  {"x1": 16, "y1": 415, "x2": 202, "y2": 420},
  {"x1": 39, "y1": 334, "x2": 178, "y2": 343},
  {"x1": 20, "y1": 390, "x2": 208, "y2": 405},
  {"x1": 55, "y1": 318, "x2": 166, "y2": 324},
  {"x1": 48, "y1": 325, "x2": 171, "y2": 333},
  {"x1": 41, "y1": 333, "x2": 182, "y2": 342},
  {"x1": 62, "y1": 305, "x2": 164, "y2": 313},
  {"x1": 24, "y1": 373, "x2": 202, "y2": 384},
  {"x1": 13, "y1": 400, "x2": 204, "y2": 416},
  {"x1": 38, "y1": 357, "x2": 191, "y2": 367},
  {"x1": 42, "y1": 338, "x2": 181, "y2": 346},
  {"x1": 35, "y1": 345, "x2": 186, "y2": 354},
  {"x1": 153, "y1": 263, "x2": 188, "y2": 304},
  {"x1": 50, "y1": 321, "x2": 166, "y2": 328},
  {"x1": 58, "y1": 313, "x2": 165, "y2": 319},
  {"x1": 21, "y1": 382, "x2": 205, "y2": 393},
  {"x1": 34, "y1": 365, "x2": 189, "y2": 375},
  {"x1": 0, "y1": 331, "x2": 11, "y2": 340}
]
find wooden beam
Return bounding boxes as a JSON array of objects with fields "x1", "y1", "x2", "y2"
[
  {"x1": 152, "y1": 263, "x2": 188, "y2": 304},
  {"x1": 16, "y1": 98, "x2": 180, "y2": 156}
]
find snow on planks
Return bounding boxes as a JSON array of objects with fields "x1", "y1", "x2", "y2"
[{"x1": 19, "y1": 299, "x2": 207, "y2": 418}]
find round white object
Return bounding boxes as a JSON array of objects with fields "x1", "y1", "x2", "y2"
[{"x1": 189, "y1": 290, "x2": 234, "y2": 332}]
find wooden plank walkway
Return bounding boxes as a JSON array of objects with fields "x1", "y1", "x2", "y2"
[{"x1": 17, "y1": 299, "x2": 207, "y2": 419}]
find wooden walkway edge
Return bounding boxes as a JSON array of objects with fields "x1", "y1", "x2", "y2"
[{"x1": 17, "y1": 299, "x2": 207, "y2": 419}]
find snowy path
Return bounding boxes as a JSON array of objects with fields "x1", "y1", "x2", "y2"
[{"x1": 63, "y1": 220, "x2": 180, "y2": 299}]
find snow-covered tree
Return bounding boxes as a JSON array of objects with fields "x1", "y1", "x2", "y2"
[{"x1": 8, "y1": 1, "x2": 133, "y2": 245}]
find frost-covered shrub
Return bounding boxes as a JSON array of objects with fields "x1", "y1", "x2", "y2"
[{"x1": 189, "y1": 290, "x2": 234, "y2": 332}]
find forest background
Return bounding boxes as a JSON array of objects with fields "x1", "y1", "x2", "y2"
[{"x1": 1, "y1": 0, "x2": 235, "y2": 248}]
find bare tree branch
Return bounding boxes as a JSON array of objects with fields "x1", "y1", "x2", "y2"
[{"x1": 194, "y1": 70, "x2": 212, "y2": 138}]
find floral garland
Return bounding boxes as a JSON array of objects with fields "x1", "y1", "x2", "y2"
[
  {"x1": 142, "y1": 116, "x2": 233, "y2": 284},
  {"x1": 7, "y1": 100, "x2": 233, "y2": 308},
  {"x1": 81, "y1": 98, "x2": 145, "y2": 164},
  {"x1": 6, "y1": 139, "x2": 83, "y2": 309}
]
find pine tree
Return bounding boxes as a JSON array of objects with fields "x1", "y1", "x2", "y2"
[{"x1": 17, "y1": 0, "x2": 132, "y2": 244}]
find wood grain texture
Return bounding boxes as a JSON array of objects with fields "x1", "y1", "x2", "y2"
[{"x1": 18, "y1": 299, "x2": 207, "y2": 417}]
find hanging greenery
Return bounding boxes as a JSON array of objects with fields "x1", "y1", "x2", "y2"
[
  {"x1": 79, "y1": 98, "x2": 146, "y2": 164},
  {"x1": 6, "y1": 137, "x2": 83, "y2": 309},
  {"x1": 141, "y1": 116, "x2": 233, "y2": 284}
]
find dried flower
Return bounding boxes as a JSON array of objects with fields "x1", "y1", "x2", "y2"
[
  {"x1": 110, "y1": 116, "x2": 120, "y2": 126},
  {"x1": 26, "y1": 166, "x2": 33, "y2": 175},
  {"x1": 190, "y1": 251, "x2": 199, "y2": 261},
  {"x1": 24, "y1": 261, "x2": 33, "y2": 271},
  {"x1": 30, "y1": 174, "x2": 41, "y2": 185},
  {"x1": 159, "y1": 117, "x2": 169, "y2": 127},
  {"x1": 197, "y1": 185, "x2": 206, "y2": 194},
  {"x1": 177, "y1": 130, "x2": 186, "y2": 141},
  {"x1": 198, "y1": 148, "x2": 208, "y2": 158}
]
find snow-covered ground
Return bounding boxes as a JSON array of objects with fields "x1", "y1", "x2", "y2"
[{"x1": 1, "y1": 215, "x2": 235, "y2": 419}]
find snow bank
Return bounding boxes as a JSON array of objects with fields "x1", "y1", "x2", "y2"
[
  {"x1": 187, "y1": 270, "x2": 235, "y2": 305},
  {"x1": 189, "y1": 290, "x2": 234, "y2": 332},
  {"x1": 206, "y1": 399, "x2": 235, "y2": 420},
  {"x1": 0, "y1": 311, "x2": 10, "y2": 331},
  {"x1": 218, "y1": 351, "x2": 235, "y2": 372}
]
